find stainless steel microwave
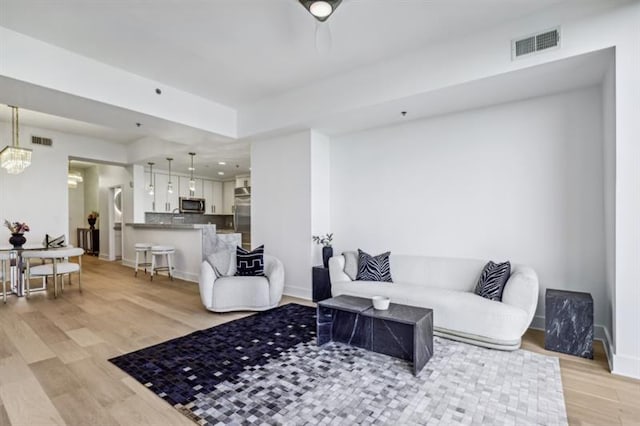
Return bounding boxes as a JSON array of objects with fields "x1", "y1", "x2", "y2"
[{"x1": 179, "y1": 197, "x2": 205, "y2": 214}]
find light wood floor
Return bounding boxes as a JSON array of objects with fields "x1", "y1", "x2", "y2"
[{"x1": 0, "y1": 256, "x2": 638, "y2": 426}]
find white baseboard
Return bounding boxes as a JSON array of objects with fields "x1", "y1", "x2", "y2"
[
  {"x1": 283, "y1": 285, "x2": 312, "y2": 301},
  {"x1": 530, "y1": 315, "x2": 613, "y2": 370},
  {"x1": 121, "y1": 258, "x2": 199, "y2": 283},
  {"x1": 612, "y1": 353, "x2": 640, "y2": 380}
]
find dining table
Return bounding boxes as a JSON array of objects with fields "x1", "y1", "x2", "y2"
[{"x1": 0, "y1": 244, "x2": 69, "y2": 297}]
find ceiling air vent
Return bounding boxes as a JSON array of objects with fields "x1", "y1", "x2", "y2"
[
  {"x1": 512, "y1": 27, "x2": 560, "y2": 59},
  {"x1": 31, "y1": 135, "x2": 53, "y2": 147}
]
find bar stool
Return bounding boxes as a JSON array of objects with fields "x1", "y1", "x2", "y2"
[
  {"x1": 150, "y1": 245, "x2": 175, "y2": 281},
  {"x1": 134, "y1": 243, "x2": 154, "y2": 277},
  {"x1": 0, "y1": 252, "x2": 9, "y2": 304}
]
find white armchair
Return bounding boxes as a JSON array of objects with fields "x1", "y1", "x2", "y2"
[{"x1": 198, "y1": 254, "x2": 285, "y2": 312}]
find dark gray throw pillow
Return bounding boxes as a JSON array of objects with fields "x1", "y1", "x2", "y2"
[
  {"x1": 235, "y1": 245, "x2": 265, "y2": 276},
  {"x1": 474, "y1": 261, "x2": 511, "y2": 301},
  {"x1": 355, "y1": 249, "x2": 392, "y2": 282}
]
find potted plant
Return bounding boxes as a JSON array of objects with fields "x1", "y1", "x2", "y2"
[
  {"x1": 87, "y1": 211, "x2": 99, "y2": 229},
  {"x1": 4, "y1": 219, "x2": 30, "y2": 249},
  {"x1": 313, "y1": 233, "x2": 334, "y2": 268}
]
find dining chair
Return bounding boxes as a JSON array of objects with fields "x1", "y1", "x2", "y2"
[
  {"x1": 0, "y1": 252, "x2": 9, "y2": 303},
  {"x1": 23, "y1": 247, "x2": 85, "y2": 298}
]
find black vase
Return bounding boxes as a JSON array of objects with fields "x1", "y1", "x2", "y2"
[
  {"x1": 322, "y1": 246, "x2": 333, "y2": 268},
  {"x1": 88, "y1": 218, "x2": 97, "y2": 230},
  {"x1": 9, "y1": 233, "x2": 26, "y2": 249}
]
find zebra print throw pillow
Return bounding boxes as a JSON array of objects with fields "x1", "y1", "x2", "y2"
[
  {"x1": 235, "y1": 245, "x2": 265, "y2": 276},
  {"x1": 355, "y1": 249, "x2": 392, "y2": 282},
  {"x1": 474, "y1": 261, "x2": 511, "y2": 301}
]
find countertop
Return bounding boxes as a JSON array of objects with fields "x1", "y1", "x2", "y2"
[
  {"x1": 125, "y1": 223, "x2": 213, "y2": 230},
  {"x1": 124, "y1": 223, "x2": 238, "y2": 232}
]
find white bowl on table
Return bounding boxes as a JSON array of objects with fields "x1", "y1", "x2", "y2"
[{"x1": 372, "y1": 296, "x2": 390, "y2": 310}]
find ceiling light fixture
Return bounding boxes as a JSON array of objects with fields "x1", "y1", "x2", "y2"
[
  {"x1": 147, "y1": 162, "x2": 155, "y2": 195},
  {"x1": 167, "y1": 157, "x2": 174, "y2": 194},
  {"x1": 188, "y1": 152, "x2": 196, "y2": 194},
  {"x1": 67, "y1": 170, "x2": 83, "y2": 188},
  {"x1": 218, "y1": 161, "x2": 226, "y2": 166},
  {"x1": 0, "y1": 106, "x2": 32, "y2": 175},
  {"x1": 218, "y1": 171, "x2": 224, "y2": 176},
  {"x1": 299, "y1": 0, "x2": 342, "y2": 22}
]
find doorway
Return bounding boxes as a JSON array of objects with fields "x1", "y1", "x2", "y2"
[{"x1": 110, "y1": 185, "x2": 123, "y2": 261}]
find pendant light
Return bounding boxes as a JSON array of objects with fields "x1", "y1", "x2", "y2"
[
  {"x1": 167, "y1": 157, "x2": 174, "y2": 194},
  {"x1": 147, "y1": 162, "x2": 155, "y2": 195},
  {"x1": 188, "y1": 152, "x2": 196, "y2": 195},
  {"x1": 0, "y1": 106, "x2": 33, "y2": 174}
]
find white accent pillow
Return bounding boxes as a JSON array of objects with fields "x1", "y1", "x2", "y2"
[
  {"x1": 343, "y1": 251, "x2": 358, "y2": 281},
  {"x1": 206, "y1": 238, "x2": 236, "y2": 277}
]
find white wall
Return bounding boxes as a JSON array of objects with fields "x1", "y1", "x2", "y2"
[
  {"x1": 602, "y1": 60, "x2": 616, "y2": 355},
  {"x1": 613, "y1": 32, "x2": 640, "y2": 378},
  {"x1": 0, "y1": 123, "x2": 127, "y2": 245},
  {"x1": 68, "y1": 172, "x2": 85, "y2": 246},
  {"x1": 331, "y1": 87, "x2": 606, "y2": 326},
  {"x1": 83, "y1": 165, "x2": 99, "y2": 218},
  {"x1": 310, "y1": 131, "x2": 331, "y2": 266},
  {"x1": 251, "y1": 131, "x2": 313, "y2": 298}
]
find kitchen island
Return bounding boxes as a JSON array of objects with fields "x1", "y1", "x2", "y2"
[{"x1": 123, "y1": 224, "x2": 241, "y2": 282}]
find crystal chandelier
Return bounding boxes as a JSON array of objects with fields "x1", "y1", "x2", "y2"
[
  {"x1": 0, "y1": 106, "x2": 33, "y2": 174},
  {"x1": 188, "y1": 152, "x2": 196, "y2": 194}
]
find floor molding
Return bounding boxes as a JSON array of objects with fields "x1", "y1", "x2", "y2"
[
  {"x1": 612, "y1": 353, "x2": 640, "y2": 380},
  {"x1": 283, "y1": 285, "x2": 312, "y2": 301}
]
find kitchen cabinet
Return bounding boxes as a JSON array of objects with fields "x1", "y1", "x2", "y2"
[
  {"x1": 155, "y1": 173, "x2": 179, "y2": 212},
  {"x1": 213, "y1": 181, "x2": 223, "y2": 214},
  {"x1": 223, "y1": 181, "x2": 235, "y2": 215},
  {"x1": 179, "y1": 176, "x2": 203, "y2": 198},
  {"x1": 203, "y1": 180, "x2": 224, "y2": 214},
  {"x1": 235, "y1": 175, "x2": 251, "y2": 189},
  {"x1": 143, "y1": 172, "x2": 155, "y2": 212}
]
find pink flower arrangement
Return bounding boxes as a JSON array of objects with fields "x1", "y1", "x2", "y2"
[{"x1": 4, "y1": 219, "x2": 30, "y2": 234}]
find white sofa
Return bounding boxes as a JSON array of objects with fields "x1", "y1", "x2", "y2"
[
  {"x1": 329, "y1": 253, "x2": 539, "y2": 350},
  {"x1": 199, "y1": 254, "x2": 285, "y2": 312}
]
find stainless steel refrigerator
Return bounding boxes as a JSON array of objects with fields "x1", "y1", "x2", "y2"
[{"x1": 234, "y1": 187, "x2": 251, "y2": 249}]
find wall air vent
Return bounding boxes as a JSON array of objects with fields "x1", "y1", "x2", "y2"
[
  {"x1": 512, "y1": 27, "x2": 560, "y2": 60},
  {"x1": 31, "y1": 135, "x2": 53, "y2": 147}
]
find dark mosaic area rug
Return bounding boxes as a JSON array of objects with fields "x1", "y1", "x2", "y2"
[{"x1": 110, "y1": 303, "x2": 568, "y2": 425}]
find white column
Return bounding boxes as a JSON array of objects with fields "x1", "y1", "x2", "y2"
[{"x1": 612, "y1": 35, "x2": 640, "y2": 379}]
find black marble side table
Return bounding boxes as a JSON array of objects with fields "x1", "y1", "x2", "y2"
[
  {"x1": 312, "y1": 266, "x2": 331, "y2": 302},
  {"x1": 317, "y1": 295, "x2": 433, "y2": 376},
  {"x1": 545, "y1": 289, "x2": 594, "y2": 359}
]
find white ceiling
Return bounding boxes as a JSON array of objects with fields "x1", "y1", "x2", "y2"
[
  {"x1": 1, "y1": 0, "x2": 580, "y2": 108},
  {"x1": 0, "y1": 107, "x2": 138, "y2": 143},
  {"x1": 0, "y1": 0, "x2": 614, "y2": 180},
  {"x1": 311, "y1": 48, "x2": 614, "y2": 135},
  {"x1": 143, "y1": 142, "x2": 252, "y2": 179}
]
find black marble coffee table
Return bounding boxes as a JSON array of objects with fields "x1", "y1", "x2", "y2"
[{"x1": 317, "y1": 295, "x2": 433, "y2": 376}]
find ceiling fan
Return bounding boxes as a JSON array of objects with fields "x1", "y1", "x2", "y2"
[
  {"x1": 298, "y1": 0, "x2": 342, "y2": 22},
  {"x1": 298, "y1": 0, "x2": 343, "y2": 53}
]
